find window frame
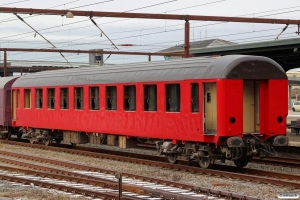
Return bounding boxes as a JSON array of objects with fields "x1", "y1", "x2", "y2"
[
  {"x1": 17, "y1": 90, "x2": 20, "y2": 108},
  {"x1": 124, "y1": 85, "x2": 136, "y2": 111},
  {"x1": 24, "y1": 89, "x2": 31, "y2": 109},
  {"x1": 6, "y1": 90, "x2": 11, "y2": 107},
  {"x1": 89, "y1": 86, "x2": 100, "y2": 110},
  {"x1": 191, "y1": 83, "x2": 199, "y2": 113},
  {"x1": 165, "y1": 83, "x2": 180, "y2": 112},
  {"x1": 106, "y1": 86, "x2": 117, "y2": 110},
  {"x1": 143, "y1": 84, "x2": 157, "y2": 112},
  {"x1": 47, "y1": 88, "x2": 56, "y2": 109},
  {"x1": 74, "y1": 87, "x2": 84, "y2": 110},
  {"x1": 35, "y1": 88, "x2": 43, "y2": 109},
  {"x1": 60, "y1": 88, "x2": 69, "y2": 109}
]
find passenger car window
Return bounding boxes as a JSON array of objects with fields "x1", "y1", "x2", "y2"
[
  {"x1": 24, "y1": 89, "x2": 31, "y2": 108},
  {"x1": 6, "y1": 90, "x2": 11, "y2": 107},
  {"x1": 144, "y1": 85, "x2": 157, "y2": 111},
  {"x1": 74, "y1": 87, "x2": 83, "y2": 110},
  {"x1": 48, "y1": 88, "x2": 55, "y2": 109},
  {"x1": 90, "y1": 87, "x2": 99, "y2": 110},
  {"x1": 166, "y1": 84, "x2": 180, "y2": 112},
  {"x1": 124, "y1": 85, "x2": 136, "y2": 111},
  {"x1": 60, "y1": 88, "x2": 69, "y2": 109},
  {"x1": 191, "y1": 83, "x2": 199, "y2": 112},
  {"x1": 106, "y1": 86, "x2": 117, "y2": 110},
  {"x1": 36, "y1": 89, "x2": 43, "y2": 109},
  {"x1": 17, "y1": 90, "x2": 20, "y2": 108}
]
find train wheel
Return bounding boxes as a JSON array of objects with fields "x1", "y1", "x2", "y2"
[
  {"x1": 198, "y1": 156, "x2": 213, "y2": 168},
  {"x1": 44, "y1": 139, "x2": 52, "y2": 146},
  {"x1": 234, "y1": 156, "x2": 249, "y2": 168},
  {"x1": 17, "y1": 133, "x2": 22, "y2": 140},
  {"x1": 55, "y1": 139, "x2": 62, "y2": 144},
  {"x1": 166, "y1": 154, "x2": 177, "y2": 164}
]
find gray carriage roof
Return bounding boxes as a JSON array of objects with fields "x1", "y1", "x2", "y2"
[
  {"x1": 12, "y1": 55, "x2": 287, "y2": 88},
  {"x1": 0, "y1": 76, "x2": 18, "y2": 89}
]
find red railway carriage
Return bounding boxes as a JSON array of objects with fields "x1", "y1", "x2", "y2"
[
  {"x1": 11, "y1": 55, "x2": 288, "y2": 168},
  {"x1": 0, "y1": 77, "x2": 18, "y2": 138}
]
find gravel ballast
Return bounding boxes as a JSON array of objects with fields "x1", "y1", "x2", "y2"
[{"x1": 0, "y1": 143, "x2": 299, "y2": 200}]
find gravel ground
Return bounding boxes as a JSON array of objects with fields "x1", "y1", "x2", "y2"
[
  {"x1": 0, "y1": 180, "x2": 89, "y2": 200},
  {"x1": 0, "y1": 142, "x2": 299, "y2": 200}
]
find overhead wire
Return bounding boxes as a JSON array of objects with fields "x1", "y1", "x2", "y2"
[
  {"x1": 23, "y1": 31, "x2": 296, "y2": 63},
  {"x1": 24, "y1": 27, "x2": 298, "y2": 63},
  {"x1": 0, "y1": 0, "x2": 224, "y2": 40},
  {"x1": 2, "y1": 2, "x2": 300, "y2": 62},
  {"x1": 3, "y1": 0, "x2": 183, "y2": 60},
  {"x1": 0, "y1": 0, "x2": 81, "y2": 24},
  {"x1": 14, "y1": 13, "x2": 75, "y2": 67},
  {"x1": 0, "y1": 0, "x2": 30, "y2": 6}
]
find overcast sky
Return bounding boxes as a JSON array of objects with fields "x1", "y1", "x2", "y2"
[{"x1": 0, "y1": 0, "x2": 300, "y2": 65}]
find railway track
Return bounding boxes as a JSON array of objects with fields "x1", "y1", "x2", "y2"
[
  {"x1": 10, "y1": 138, "x2": 300, "y2": 169},
  {"x1": 0, "y1": 150, "x2": 257, "y2": 200},
  {"x1": 2, "y1": 140, "x2": 300, "y2": 190},
  {"x1": 252, "y1": 156, "x2": 300, "y2": 168},
  {"x1": 0, "y1": 164, "x2": 208, "y2": 200}
]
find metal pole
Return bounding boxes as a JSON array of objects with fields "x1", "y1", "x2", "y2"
[
  {"x1": 1, "y1": 7, "x2": 300, "y2": 25},
  {"x1": 4, "y1": 51, "x2": 7, "y2": 77},
  {"x1": 115, "y1": 172, "x2": 122, "y2": 200},
  {"x1": 148, "y1": 55, "x2": 151, "y2": 61},
  {"x1": 184, "y1": 20, "x2": 190, "y2": 58},
  {"x1": 0, "y1": 48, "x2": 184, "y2": 57},
  {"x1": 21, "y1": 69, "x2": 23, "y2": 76}
]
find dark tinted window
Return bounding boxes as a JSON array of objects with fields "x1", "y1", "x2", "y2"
[
  {"x1": 36, "y1": 89, "x2": 43, "y2": 109},
  {"x1": 6, "y1": 90, "x2": 11, "y2": 107},
  {"x1": 90, "y1": 87, "x2": 99, "y2": 110},
  {"x1": 144, "y1": 85, "x2": 157, "y2": 111},
  {"x1": 166, "y1": 84, "x2": 180, "y2": 112},
  {"x1": 124, "y1": 86, "x2": 136, "y2": 111},
  {"x1": 191, "y1": 83, "x2": 199, "y2": 112},
  {"x1": 106, "y1": 86, "x2": 117, "y2": 110},
  {"x1": 74, "y1": 87, "x2": 83, "y2": 110},
  {"x1": 48, "y1": 88, "x2": 55, "y2": 109},
  {"x1": 60, "y1": 88, "x2": 69, "y2": 109}
]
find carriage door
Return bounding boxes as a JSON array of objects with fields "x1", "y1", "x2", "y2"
[
  {"x1": 12, "y1": 90, "x2": 17, "y2": 120},
  {"x1": 204, "y1": 83, "x2": 217, "y2": 135},
  {"x1": 243, "y1": 80, "x2": 260, "y2": 132}
]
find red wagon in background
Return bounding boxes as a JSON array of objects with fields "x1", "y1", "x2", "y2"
[
  {"x1": 0, "y1": 76, "x2": 18, "y2": 138},
  {"x1": 11, "y1": 55, "x2": 289, "y2": 168}
]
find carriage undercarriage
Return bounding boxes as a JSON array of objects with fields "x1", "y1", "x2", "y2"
[
  {"x1": 158, "y1": 135, "x2": 289, "y2": 168},
  {"x1": 16, "y1": 126, "x2": 288, "y2": 169}
]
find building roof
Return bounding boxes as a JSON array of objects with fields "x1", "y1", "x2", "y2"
[
  {"x1": 188, "y1": 37, "x2": 300, "y2": 72},
  {"x1": 12, "y1": 55, "x2": 286, "y2": 88},
  {"x1": 158, "y1": 39, "x2": 236, "y2": 53}
]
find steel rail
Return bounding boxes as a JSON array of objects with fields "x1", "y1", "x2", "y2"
[
  {"x1": 0, "y1": 7, "x2": 300, "y2": 25},
  {"x1": 0, "y1": 164, "x2": 203, "y2": 200},
  {"x1": 1, "y1": 141, "x2": 300, "y2": 190},
  {"x1": 252, "y1": 156, "x2": 300, "y2": 168},
  {"x1": 0, "y1": 173, "x2": 141, "y2": 200},
  {"x1": 0, "y1": 144, "x2": 258, "y2": 200}
]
